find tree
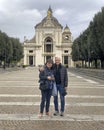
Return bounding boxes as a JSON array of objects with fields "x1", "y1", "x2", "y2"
[
  {"x1": 72, "y1": 6, "x2": 104, "y2": 69},
  {"x1": 0, "y1": 30, "x2": 23, "y2": 68}
]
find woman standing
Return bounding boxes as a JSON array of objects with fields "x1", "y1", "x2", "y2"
[{"x1": 39, "y1": 59, "x2": 54, "y2": 118}]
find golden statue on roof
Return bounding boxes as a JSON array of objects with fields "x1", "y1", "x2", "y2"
[{"x1": 47, "y1": 6, "x2": 52, "y2": 17}]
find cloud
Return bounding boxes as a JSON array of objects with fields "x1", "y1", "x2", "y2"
[
  {"x1": 0, "y1": 7, "x2": 42, "y2": 41},
  {"x1": 0, "y1": 0, "x2": 104, "y2": 41},
  {"x1": 54, "y1": 9, "x2": 67, "y2": 16}
]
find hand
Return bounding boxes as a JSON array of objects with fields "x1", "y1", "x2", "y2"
[
  {"x1": 39, "y1": 67, "x2": 44, "y2": 71},
  {"x1": 51, "y1": 75, "x2": 55, "y2": 80},
  {"x1": 51, "y1": 77, "x2": 55, "y2": 80},
  {"x1": 64, "y1": 87, "x2": 67, "y2": 91},
  {"x1": 47, "y1": 76, "x2": 52, "y2": 80}
]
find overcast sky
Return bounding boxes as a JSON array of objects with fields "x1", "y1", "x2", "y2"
[{"x1": 0, "y1": 0, "x2": 104, "y2": 42}]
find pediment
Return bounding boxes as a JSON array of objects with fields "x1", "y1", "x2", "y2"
[{"x1": 43, "y1": 19, "x2": 55, "y2": 27}]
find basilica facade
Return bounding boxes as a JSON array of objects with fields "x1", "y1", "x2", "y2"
[{"x1": 23, "y1": 7, "x2": 73, "y2": 67}]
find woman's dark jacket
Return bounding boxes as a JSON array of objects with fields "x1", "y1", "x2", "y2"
[{"x1": 39, "y1": 66, "x2": 54, "y2": 90}]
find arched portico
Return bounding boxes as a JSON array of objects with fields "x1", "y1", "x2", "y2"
[{"x1": 44, "y1": 37, "x2": 54, "y2": 63}]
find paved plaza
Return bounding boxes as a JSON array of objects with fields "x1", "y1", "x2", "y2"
[{"x1": 0, "y1": 67, "x2": 104, "y2": 130}]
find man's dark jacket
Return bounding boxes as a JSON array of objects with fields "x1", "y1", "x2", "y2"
[{"x1": 53, "y1": 64, "x2": 68, "y2": 88}]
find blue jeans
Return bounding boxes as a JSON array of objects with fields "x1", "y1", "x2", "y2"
[
  {"x1": 54, "y1": 84, "x2": 65, "y2": 112},
  {"x1": 40, "y1": 89, "x2": 52, "y2": 113}
]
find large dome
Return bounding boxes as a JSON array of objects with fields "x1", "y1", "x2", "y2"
[{"x1": 35, "y1": 7, "x2": 62, "y2": 29}]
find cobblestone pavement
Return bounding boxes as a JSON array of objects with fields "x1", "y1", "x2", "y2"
[{"x1": 0, "y1": 67, "x2": 104, "y2": 130}]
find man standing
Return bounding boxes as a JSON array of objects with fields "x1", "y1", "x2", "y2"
[{"x1": 53, "y1": 57, "x2": 68, "y2": 116}]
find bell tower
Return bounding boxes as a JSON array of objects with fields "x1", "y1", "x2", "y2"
[{"x1": 62, "y1": 24, "x2": 71, "y2": 43}]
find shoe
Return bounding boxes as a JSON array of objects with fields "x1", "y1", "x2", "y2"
[
  {"x1": 46, "y1": 112, "x2": 49, "y2": 115},
  {"x1": 46, "y1": 112, "x2": 50, "y2": 116},
  {"x1": 38, "y1": 113, "x2": 43, "y2": 118},
  {"x1": 46, "y1": 112, "x2": 52, "y2": 117},
  {"x1": 60, "y1": 112, "x2": 64, "y2": 116},
  {"x1": 53, "y1": 111, "x2": 59, "y2": 116}
]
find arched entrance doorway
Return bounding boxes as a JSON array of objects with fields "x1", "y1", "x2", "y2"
[
  {"x1": 29, "y1": 56, "x2": 33, "y2": 66},
  {"x1": 44, "y1": 37, "x2": 53, "y2": 63}
]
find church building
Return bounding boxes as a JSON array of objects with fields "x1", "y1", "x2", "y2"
[{"x1": 23, "y1": 7, "x2": 73, "y2": 67}]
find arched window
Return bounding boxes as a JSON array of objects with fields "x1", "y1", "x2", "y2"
[{"x1": 44, "y1": 37, "x2": 53, "y2": 52}]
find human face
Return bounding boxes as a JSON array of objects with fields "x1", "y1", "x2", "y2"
[
  {"x1": 55, "y1": 57, "x2": 61, "y2": 65},
  {"x1": 46, "y1": 63, "x2": 52, "y2": 68}
]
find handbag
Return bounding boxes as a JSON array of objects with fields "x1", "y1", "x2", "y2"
[
  {"x1": 39, "y1": 80, "x2": 49, "y2": 91},
  {"x1": 52, "y1": 82, "x2": 57, "y2": 96}
]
